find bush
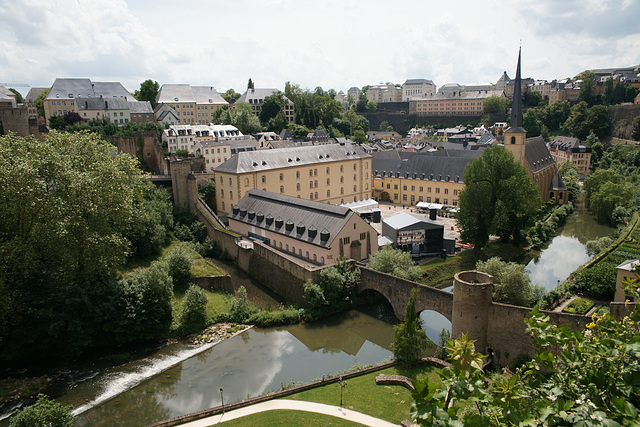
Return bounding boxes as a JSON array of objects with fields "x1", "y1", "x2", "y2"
[
  {"x1": 476, "y1": 257, "x2": 543, "y2": 307},
  {"x1": 104, "y1": 261, "x2": 174, "y2": 343},
  {"x1": 229, "y1": 286, "x2": 258, "y2": 322},
  {"x1": 585, "y1": 236, "x2": 614, "y2": 256},
  {"x1": 167, "y1": 246, "x2": 192, "y2": 292},
  {"x1": 571, "y1": 262, "x2": 617, "y2": 300},
  {"x1": 367, "y1": 246, "x2": 422, "y2": 281},
  {"x1": 246, "y1": 308, "x2": 303, "y2": 327},
  {"x1": 179, "y1": 285, "x2": 209, "y2": 333},
  {"x1": 9, "y1": 394, "x2": 74, "y2": 427}
]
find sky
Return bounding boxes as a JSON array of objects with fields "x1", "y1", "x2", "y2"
[{"x1": 1, "y1": 0, "x2": 639, "y2": 96}]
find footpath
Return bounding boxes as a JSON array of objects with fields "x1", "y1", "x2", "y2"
[{"x1": 177, "y1": 399, "x2": 398, "y2": 427}]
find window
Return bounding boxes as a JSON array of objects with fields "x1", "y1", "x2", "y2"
[
  {"x1": 315, "y1": 192, "x2": 318, "y2": 199},
  {"x1": 310, "y1": 182, "x2": 313, "y2": 189},
  {"x1": 314, "y1": 180, "x2": 318, "y2": 188},
  {"x1": 296, "y1": 183, "x2": 300, "y2": 190},
  {"x1": 229, "y1": 191, "x2": 233, "y2": 199},
  {"x1": 343, "y1": 237, "x2": 350, "y2": 244},
  {"x1": 427, "y1": 197, "x2": 431, "y2": 202},
  {"x1": 394, "y1": 193, "x2": 398, "y2": 200},
  {"x1": 280, "y1": 185, "x2": 284, "y2": 193},
  {"x1": 444, "y1": 198, "x2": 448, "y2": 205},
  {"x1": 444, "y1": 188, "x2": 449, "y2": 195},
  {"x1": 353, "y1": 174, "x2": 357, "y2": 181},
  {"x1": 386, "y1": 184, "x2": 390, "y2": 189},
  {"x1": 310, "y1": 193, "x2": 313, "y2": 200},
  {"x1": 306, "y1": 251, "x2": 309, "y2": 259},
  {"x1": 296, "y1": 171, "x2": 300, "y2": 179},
  {"x1": 221, "y1": 189, "x2": 224, "y2": 198},
  {"x1": 353, "y1": 163, "x2": 357, "y2": 170},
  {"x1": 340, "y1": 165, "x2": 343, "y2": 172},
  {"x1": 309, "y1": 169, "x2": 313, "y2": 177},
  {"x1": 403, "y1": 185, "x2": 407, "y2": 190},
  {"x1": 244, "y1": 178, "x2": 249, "y2": 186},
  {"x1": 394, "y1": 184, "x2": 398, "y2": 190},
  {"x1": 229, "y1": 178, "x2": 232, "y2": 185},
  {"x1": 453, "y1": 189, "x2": 458, "y2": 196},
  {"x1": 436, "y1": 188, "x2": 440, "y2": 194},
  {"x1": 326, "y1": 167, "x2": 330, "y2": 174},
  {"x1": 327, "y1": 190, "x2": 330, "y2": 197},
  {"x1": 402, "y1": 194, "x2": 407, "y2": 201},
  {"x1": 341, "y1": 187, "x2": 344, "y2": 194},
  {"x1": 411, "y1": 185, "x2": 415, "y2": 191},
  {"x1": 353, "y1": 185, "x2": 357, "y2": 192},
  {"x1": 314, "y1": 168, "x2": 317, "y2": 176},
  {"x1": 279, "y1": 173, "x2": 283, "y2": 181},
  {"x1": 340, "y1": 177, "x2": 344, "y2": 183},
  {"x1": 360, "y1": 232, "x2": 366, "y2": 240}
]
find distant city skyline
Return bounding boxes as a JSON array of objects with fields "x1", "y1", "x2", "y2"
[{"x1": 1, "y1": 0, "x2": 639, "y2": 96}]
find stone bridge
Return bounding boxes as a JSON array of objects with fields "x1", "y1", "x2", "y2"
[{"x1": 357, "y1": 267, "x2": 453, "y2": 322}]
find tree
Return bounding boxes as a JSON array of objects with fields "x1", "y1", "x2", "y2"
[
  {"x1": 48, "y1": 114, "x2": 67, "y2": 130},
  {"x1": 476, "y1": 257, "x2": 544, "y2": 306},
  {"x1": 557, "y1": 160, "x2": 580, "y2": 200},
  {"x1": 482, "y1": 95, "x2": 509, "y2": 114},
  {"x1": 222, "y1": 88, "x2": 241, "y2": 103},
  {"x1": 626, "y1": 86, "x2": 640, "y2": 103},
  {"x1": 542, "y1": 99, "x2": 570, "y2": 131},
  {"x1": 247, "y1": 78, "x2": 254, "y2": 89},
  {"x1": 367, "y1": 246, "x2": 422, "y2": 281},
  {"x1": 179, "y1": 285, "x2": 209, "y2": 333},
  {"x1": 126, "y1": 183, "x2": 173, "y2": 258},
  {"x1": 267, "y1": 110, "x2": 288, "y2": 133},
  {"x1": 523, "y1": 108, "x2": 542, "y2": 137},
  {"x1": 393, "y1": 288, "x2": 428, "y2": 363},
  {"x1": 259, "y1": 92, "x2": 285, "y2": 126},
  {"x1": 213, "y1": 104, "x2": 261, "y2": 135},
  {"x1": 633, "y1": 118, "x2": 640, "y2": 142},
  {"x1": 134, "y1": 79, "x2": 159, "y2": 109},
  {"x1": 365, "y1": 101, "x2": 378, "y2": 111},
  {"x1": 352, "y1": 129, "x2": 366, "y2": 143},
  {"x1": 198, "y1": 179, "x2": 216, "y2": 211},
  {"x1": 604, "y1": 77, "x2": 615, "y2": 105},
  {"x1": 167, "y1": 246, "x2": 192, "y2": 292},
  {"x1": 8, "y1": 88, "x2": 23, "y2": 104},
  {"x1": 577, "y1": 70, "x2": 597, "y2": 106},
  {"x1": 456, "y1": 145, "x2": 541, "y2": 251},
  {"x1": 583, "y1": 168, "x2": 624, "y2": 209},
  {"x1": 63, "y1": 111, "x2": 83, "y2": 127},
  {"x1": 524, "y1": 90, "x2": 542, "y2": 107},
  {"x1": 9, "y1": 394, "x2": 74, "y2": 427},
  {"x1": 34, "y1": 88, "x2": 49, "y2": 118},
  {"x1": 589, "y1": 181, "x2": 635, "y2": 224}
]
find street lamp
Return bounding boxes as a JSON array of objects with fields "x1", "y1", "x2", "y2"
[
  {"x1": 338, "y1": 377, "x2": 347, "y2": 408},
  {"x1": 220, "y1": 387, "x2": 224, "y2": 414}
]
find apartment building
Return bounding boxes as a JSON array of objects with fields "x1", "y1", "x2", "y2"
[
  {"x1": 235, "y1": 88, "x2": 295, "y2": 123},
  {"x1": 214, "y1": 143, "x2": 372, "y2": 214},
  {"x1": 156, "y1": 84, "x2": 228, "y2": 125},
  {"x1": 162, "y1": 124, "x2": 244, "y2": 153},
  {"x1": 548, "y1": 136, "x2": 592, "y2": 179}
]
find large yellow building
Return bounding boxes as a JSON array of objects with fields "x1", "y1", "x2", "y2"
[
  {"x1": 156, "y1": 84, "x2": 228, "y2": 124},
  {"x1": 371, "y1": 149, "x2": 480, "y2": 207},
  {"x1": 409, "y1": 90, "x2": 505, "y2": 116},
  {"x1": 214, "y1": 144, "x2": 372, "y2": 214}
]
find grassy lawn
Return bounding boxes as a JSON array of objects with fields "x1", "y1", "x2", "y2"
[
  {"x1": 218, "y1": 410, "x2": 364, "y2": 426},
  {"x1": 283, "y1": 365, "x2": 441, "y2": 424},
  {"x1": 420, "y1": 242, "x2": 528, "y2": 287},
  {"x1": 172, "y1": 288, "x2": 233, "y2": 320},
  {"x1": 122, "y1": 238, "x2": 226, "y2": 277}
]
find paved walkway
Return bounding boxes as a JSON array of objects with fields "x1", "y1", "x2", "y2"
[{"x1": 177, "y1": 399, "x2": 399, "y2": 426}]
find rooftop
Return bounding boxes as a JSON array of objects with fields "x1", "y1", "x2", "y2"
[{"x1": 156, "y1": 84, "x2": 227, "y2": 105}]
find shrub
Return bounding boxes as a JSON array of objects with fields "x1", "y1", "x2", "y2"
[
  {"x1": 585, "y1": 236, "x2": 614, "y2": 256},
  {"x1": 167, "y1": 246, "x2": 192, "y2": 291},
  {"x1": 179, "y1": 285, "x2": 209, "y2": 333},
  {"x1": 562, "y1": 297, "x2": 595, "y2": 315},
  {"x1": 229, "y1": 286, "x2": 258, "y2": 322},
  {"x1": 246, "y1": 308, "x2": 303, "y2": 327},
  {"x1": 9, "y1": 394, "x2": 74, "y2": 427},
  {"x1": 476, "y1": 257, "x2": 542, "y2": 307},
  {"x1": 571, "y1": 262, "x2": 617, "y2": 300}
]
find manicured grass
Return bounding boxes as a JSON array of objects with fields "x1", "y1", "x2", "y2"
[
  {"x1": 562, "y1": 297, "x2": 596, "y2": 315},
  {"x1": 172, "y1": 288, "x2": 233, "y2": 320},
  {"x1": 218, "y1": 410, "x2": 364, "y2": 426},
  {"x1": 283, "y1": 365, "x2": 441, "y2": 424}
]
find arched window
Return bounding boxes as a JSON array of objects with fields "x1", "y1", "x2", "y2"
[
  {"x1": 313, "y1": 254, "x2": 317, "y2": 261},
  {"x1": 262, "y1": 175, "x2": 266, "y2": 183},
  {"x1": 222, "y1": 202, "x2": 225, "y2": 211},
  {"x1": 327, "y1": 190, "x2": 330, "y2": 197},
  {"x1": 229, "y1": 191, "x2": 233, "y2": 199},
  {"x1": 326, "y1": 167, "x2": 330, "y2": 174},
  {"x1": 353, "y1": 174, "x2": 357, "y2": 181},
  {"x1": 280, "y1": 185, "x2": 284, "y2": 193},
  {"x1": 327, "y1": 178, "x2": 330, "y2": 185},
  {"x1": 279, "y1": 173, "x2": 283, "y2": 181},
  {"x1": 306, "y1": 251, "x2": 309, "y2": 258},
  {"x1": 511, "y1": 136, "x2": 516, "y2": 144},
  {"x1": 296, "y1": 183, "x2": 300, "y2": 190},
  {"x1": 244, "y1": 178, "x2": 249, "y2": 186},
  {"x1": 321, "y1": 256, "x2": 324, "y2": 264},
  {"x1": 309, "y1": 169, "x2": 313, "y2": 177},
  {"x1": 296, "y1": 171, "x2": 300, "y2": 179},
  {"x1": 314, "y1": 168, "x2": 317, "y2": 176},
  {"x1": 315, "y1": 192, "x2": 318, "y2": 199},
  {"x1": 310, "y1": 181, "x2": 313, "y2": 188},
  {"x1": 221, "y1": 189, "x2": 224, "y2": 197},
  {"x1": 314, "y1": 180, "x2": 318, "y2": 188}
]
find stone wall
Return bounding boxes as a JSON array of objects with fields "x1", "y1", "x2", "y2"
[
  {"x1": 609, "y1": 104, "x2": 640, "y2": 139},
  {"x1": 191, "y1": 275, "x2": 233, "y2": 293},
  {"x1": 0, "y1": 108, "x2": 43, "y2": 138},
  {"x1": 358, "y1": 267, "x2": 453, "y2": 321}
]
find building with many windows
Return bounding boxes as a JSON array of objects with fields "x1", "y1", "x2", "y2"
[
  {"x1": 213, "y1": 143, "x2": 372, "y2": 214},
  {"x1": 43, "y1": 78, "x2": 133, "y2": 124},
  {"x1": 234, "y1": 88, "x2": 295, "y2": 123},
  {"x1": 409, "y1": 90, "x2": 505, "y2": 116},
  {"x1": 402, "y1": 79, "x2": 437, "y2": 101},
  {"x1": 162, "y1": 124, "x2": 244, "y2": 153},
  {"x1": 228, "y1": 189, "x2": 378, "y2": 265},
  {"x1": 156, "y1": 84, "x2": 228, "y2": 124},
  {"x1": 548, "y1": 136, "x2": 592, "y2": 180},
  {"x1": 371, "y1": 149, "x2": 481, "y2": 207}
]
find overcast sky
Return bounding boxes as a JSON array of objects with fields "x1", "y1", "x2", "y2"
[{"x1": 1, "y1": 0, "x2": 639, "y2": 96}]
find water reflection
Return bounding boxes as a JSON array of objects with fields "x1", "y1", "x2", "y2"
[
  {"x1": 525, "y1": 210, "x2": 613, "y2": 290},
  {"x1": 72, "y1": 310, "x2": 395, "y2": 427},
  {"x1": 420, "y1": 310, "x2": 452, "y2": 344}
]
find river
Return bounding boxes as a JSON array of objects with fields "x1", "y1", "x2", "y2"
[{"x1": 525, "y1": 209, "x2": 614, "y2": 290}]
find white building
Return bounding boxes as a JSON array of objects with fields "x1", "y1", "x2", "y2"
[
  {"x1": 162, "y1": 124, "x2": 243, "y2": 153},
  {"x1": 402, "y1": 79, "x2": 437, "y2": 101}
]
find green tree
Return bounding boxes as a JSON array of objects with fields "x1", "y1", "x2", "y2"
[
  {"x1": 259, "y1": 92, "x2": 286, "y2": 126},
  {"x1": 105, "y1": 261, "x2": 174, "y2": 343},
  {"x1": 589, "y1": 181, "x2": 635, "y2": 224},
  {"x1": 482, "y1": 95, "x2": 509, "y2": 114},
  {"x1": 222, "y1": 88, "x2": 242, "y2": 103},
  {"x1": 603, "y1": 77, "x2": 615, "y2": 105},
  {"x1": 229, "y1": 285, "x2": 257, "y2": 322},
  {"x1": 523, "y1": 108, "x2": 542, "y2": 137},
  {"x1": 126, "y1": 183, "x2": 173, "y2": 258},
  {"x1": 8, "y1": 88, "x2": 23, "y2": 104},
  {"x1": 542, "y1": 99, "x2": 570, "y2": 131},
  {"x1": 457, "y1": 145, "x2": 541, "y2": 251},
  {"x1": 524, "y1": 90, "x2": 542, "y2": 107},
  {"x1": 367, "y1": 246, "x2": 422, "y2": 281},
  {"x1": 34, "y1": 88, "x2": 49, "y2": 118},
  {"x1": 633, "y1": 118, "x2": 640, "y2": 142},
  {"x1": 476, "y1": 257, "x2": 544, "y2": 306},
  {"x1": 352, "y1": 129, "x2": 366, "y2": 143},
  {"x1": 393, "y1": 288, "x2": 428, "y2": 363},
  {"x1": 577, "y1": 70, "x2": 597, "y2": 106},
  {"x1": 9, "y1": 394, "x2": 74, "y2": 427},
  {"x1": 167, "y1": 246, "x2": 192, "y2": 292},
  {"x1": 48, "y1": 114, "x2": 67, "y2": 130},
  {"x1": 583, "y1": 168, "x2": 624, "y2": 209},
  {"x1": 213, "y1": 104, "x2": 261, "y2": 135},
  {"x1": 179, "y1": 284, "x2": 209, "y2": 333},
  {"x1": 198, "y1": 179, "x2": 216, "y2": 211},
  {"x1": 626, "y1": 86, "x2": 639, "y2": 103},
  {"x1": 365, "y1": 101, "x2": 378, "y2": 111},
  {"x1": 247, "y1": 78, "x2": 254, "y2": 89},
  {"x1": 557, "y1": 160, "x2": 580, "y2": 200},
  {"x1": 134, "y1": 79, "x2": 159, "y2": 109},
  {"x1": 267, "y1": 110, "x2": 288, "y2": 133}
]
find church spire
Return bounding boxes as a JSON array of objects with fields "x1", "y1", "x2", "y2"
[{"x1": 510, "y1": 47, "x2": 523, "y2": 129}]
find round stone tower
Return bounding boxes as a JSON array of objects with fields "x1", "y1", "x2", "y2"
[{"x1": 451, "y1": 270, "x2": 493, "y2": 353}]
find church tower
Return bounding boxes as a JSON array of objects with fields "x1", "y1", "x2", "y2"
[{"x1": 504, "y1": 48, "x2": 527, "y2": 165}]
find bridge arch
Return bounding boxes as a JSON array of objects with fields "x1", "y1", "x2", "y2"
[
  {"x1": 357, "y1": 267, "x2": 453, "y2": 322},
  {"x1": 419, "y1": 310, "x2": 452, "y2": 345}
]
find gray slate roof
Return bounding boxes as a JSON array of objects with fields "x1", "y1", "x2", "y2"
[
  {"x1": 128, "y1": 101, "x2": 153, "y2": 114},
  {"x1": 46, "y1": 78, "x2": 131, "y2": 100},
  {"x1": 215, "y1": 143, "x2": 370, "y2": 174},
  {"x1": 372, "y1": 150, "x2": 481, "y2": 183},
  {"x1": 76, "y1": 97, "x2": 130, "y2": 111},
  {"x1": 549, "y1": 136, "x2": 591, "y2": 153},
  {"x1": 404, "y1": 79, "x2": 435, "y2": 85},
  {"x1": 156, "y1": 84, "x2": 227, "y2": 105},
  {"x1": 25, "y1": 87, "x2": 48, "y2": 103},
  {"x1": 228, "y1": 189, "x2": 354, "y2": 248},
  {"x1": 525, "y1": 136, "x2": 556, "y2": 174}
]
